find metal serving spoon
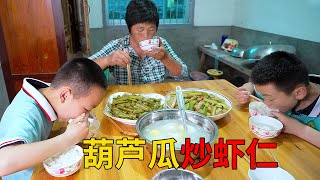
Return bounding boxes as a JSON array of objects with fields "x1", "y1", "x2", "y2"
[{"x1": 176, "y1": 86, "x2": 188, "y2": 134}]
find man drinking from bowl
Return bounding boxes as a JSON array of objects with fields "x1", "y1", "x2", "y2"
[{"x1": 89, "y1": 0, "x2": 188, "y2": 85}]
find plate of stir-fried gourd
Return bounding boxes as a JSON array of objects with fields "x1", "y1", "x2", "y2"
[
  {"x1": 104, "y1": 92, "x2": 165, "y2": 125},
  {"x1": 165, "y1": 88, "x2": 232, "y2": 121}
]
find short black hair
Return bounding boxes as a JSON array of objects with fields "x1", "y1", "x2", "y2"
[
  {"x1": 125, "y1": 0, "x2": 159, "y2": 33},
  {"x1": 251, "y1": 51, "x2": 309, "y2": 94},
  {"x1": 51, "y1": 58, "x2": 107, "y2": 98}
]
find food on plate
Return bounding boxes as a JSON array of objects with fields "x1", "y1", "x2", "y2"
[
  {"x1": 108, "y1": 93, "x2": 163, "y2": 120},
  {"x1": 166, "y1": 90, "x2": 230, "y2": 116}
]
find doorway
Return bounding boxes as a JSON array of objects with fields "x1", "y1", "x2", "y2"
[{"x1": 61, "y1": 0, "x2": 91, "y2": 59}]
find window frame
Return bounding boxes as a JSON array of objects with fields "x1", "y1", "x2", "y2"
[{"x1": 103, "y1": 0, "x2": 195, "y2": 27}]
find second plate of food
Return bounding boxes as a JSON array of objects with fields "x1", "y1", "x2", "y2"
[
  {"x1": 165, "y1": 88, "x2": 232, "y2": 121},
  {"x1": 104, "y1": 92, "x2": 165, "y2": 125}
]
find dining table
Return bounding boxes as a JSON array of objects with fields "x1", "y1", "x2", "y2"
[{"x1": 31, "y1": 79, "x2": 320, "y2": 180}]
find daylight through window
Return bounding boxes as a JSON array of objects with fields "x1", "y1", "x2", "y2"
[{"x1": 105, "y1": 0, "x2": 193, "y2": 26}]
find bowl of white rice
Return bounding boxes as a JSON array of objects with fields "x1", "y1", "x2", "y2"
[
  {"x1": 43, "y1": 145, "x2": 83, "y2": 177},
  {"x1": 249, "y1": 101, "x2": 276, "y2": 117}
]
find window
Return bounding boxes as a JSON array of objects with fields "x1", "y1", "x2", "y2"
[{"x1": 105, "y1": 0, "x2": 193, "y2": 26}]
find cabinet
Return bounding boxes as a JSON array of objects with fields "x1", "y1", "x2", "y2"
[{"x1": 0, "y1": 0, "x2": 67, "y2": 101}]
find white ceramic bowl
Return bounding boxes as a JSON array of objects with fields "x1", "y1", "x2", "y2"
[
  {"x1": 86, "y1": 118, "x2": 100, "y2": 139},
  {"x1": 165, "y1": 88, "x2": 232, "y2": 121},
  {"x1": 43, "y1": 145, "x2": 83, "y2": 177},
  {"x1": 249, "y1": 115, "x2": 283, "y2": 139},
  {"x1": 248, "y1": 167, "x2": 295, "y2": 180},
  {"x1": 152, "y1": 168, "x2": 204, "y2": 180},
  {"x1": 139, "y1": 39, "x2": 159, "y2": 51},
  {"x1": 249, "y1": 102, "x2": 274, "y2": 117},
  {"x1": 104, "y1": 92, "x2": 165, "y2": 125}
]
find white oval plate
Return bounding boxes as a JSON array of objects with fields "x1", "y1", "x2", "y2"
[
  {"x1": 104, "y1": 92, "x2": 165, "y2": 126},
  {"x1": 165, "y1": 88, "x2": 232, "y2": 121}
]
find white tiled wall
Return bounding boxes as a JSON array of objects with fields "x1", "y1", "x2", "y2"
[
  {"x1": 233, "y1": 0, "x2": 320, "y2": 43},
  {"x1": 88, "y1": 0, "x2": 236, "y2": 28},
  {"x1": 89, "y1": 0, "x2": 320, "y2": 43},
  {"x1": 88, "y1": 0, "x2": 103, "y2": 28},
  {"x1": 193, "y1": 0, "x2": 236, "y2": 26}
]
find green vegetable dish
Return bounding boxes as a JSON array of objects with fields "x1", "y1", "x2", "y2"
[
  {"x1": 166, "y1": 90, "x2": 230, "y2": 116},
  {"x1": 108, "y1": 94, "x2": 164, "y2": 120}
]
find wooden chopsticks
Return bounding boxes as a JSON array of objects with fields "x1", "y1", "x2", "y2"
[
  {"x1": 229, "y1": 82, "x2": 262, "y2": 102},
  {"x1": 127, "y1": 63, "x2": 132, "y2": 85},
  {"x1": 124, "y1": 48, "x2": 132, "y2": 85}
]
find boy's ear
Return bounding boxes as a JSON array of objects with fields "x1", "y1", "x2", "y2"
[
  {"x1": 59, "y1": 87, "x2": 72, "y2": 103},
  {"x1": 294, "y1": 85, "x2": 308, "y2": 100}
]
